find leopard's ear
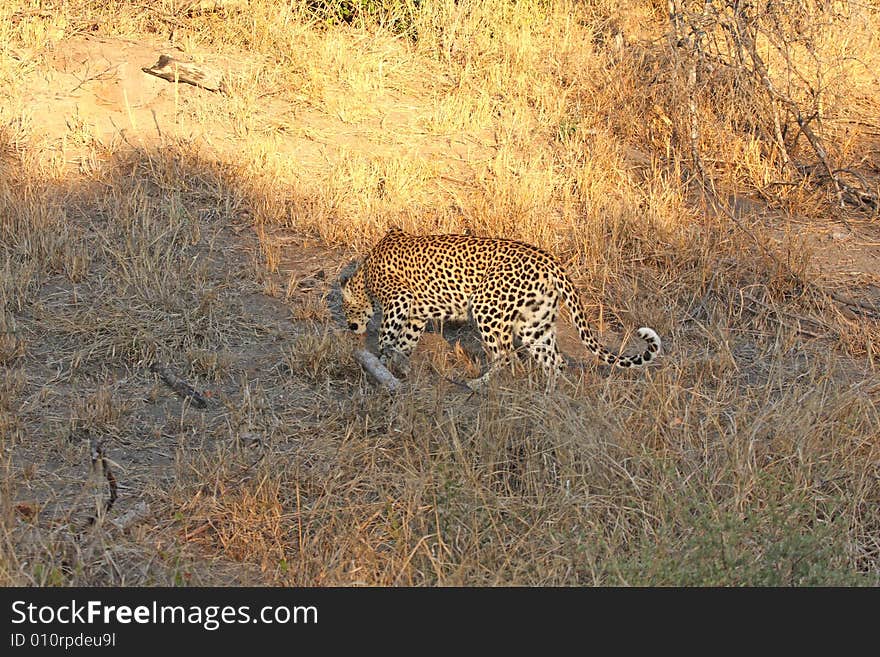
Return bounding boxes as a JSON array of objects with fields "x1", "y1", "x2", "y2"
[
  {"x1": 386, "y1": 225, "x2": 405, "y2": 235},
  {"x1": 340, "y1": 279, "x2": 355, "y2": 302},
  {"x1": 339, "y1": 264, "x2": 362, "y2": 299},
  {"x1": 339, "y1": 260, "x2": 362, "y2": 285}
]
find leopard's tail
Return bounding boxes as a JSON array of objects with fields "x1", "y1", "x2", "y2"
[{"x1": 553, "y1": 268, "x2": 660, "y2": 368}]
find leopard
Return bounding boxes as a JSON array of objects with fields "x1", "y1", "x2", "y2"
[{"x1": 340, "y1": 226, "x2": 661, "y2": 386}]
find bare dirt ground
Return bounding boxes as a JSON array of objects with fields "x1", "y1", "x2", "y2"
[{"x1": 3, "y1": 3, "x2": 879, "y2": 586}]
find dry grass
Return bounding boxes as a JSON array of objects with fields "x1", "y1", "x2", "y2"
[{"x1": 0, "y1": 0, "x2": 878, "y2": 585}]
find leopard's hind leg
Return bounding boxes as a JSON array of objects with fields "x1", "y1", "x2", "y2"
[
  {"x1": 467, "y1": 285, "x2": 517, "y2": 388},
  {"x1": 514, "y1": 289, "x2": 565, "y2": 386}
]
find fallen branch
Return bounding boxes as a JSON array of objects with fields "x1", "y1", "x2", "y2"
[
  {"x1": 827, "y1": 290, "x2": 880, "y2": 319},
  {"x1": 184, "y1": 0, "x2": 247, "y2": 13},
  {"x1": 142, "y1": 55, "x2": 225, "y2": 93},
  {"x1": 110, "y1": 501, "x2": 152, "y2": 531},
  {"x1": 831, "y1": 168, "x2": 879, "y2": 213},
  {"x1": 353, "y1": 348, "x2": 403, "y2": 392},
  {"x1": 741, "y1": 291, "x2": 829, "y2": 339},
  {"x1": 150, "y1": 362, "x2": 209, "y2": 408}
]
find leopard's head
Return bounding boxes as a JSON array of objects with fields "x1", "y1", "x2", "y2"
[{"x1": 340, "y1": 266, "x2": 372, "y2": 334}]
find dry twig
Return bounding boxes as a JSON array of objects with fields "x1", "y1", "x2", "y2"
[
  {"x1": 110, "y1": 501, "x2": 152, "y2": 531},
  {"x1": 150, "y1": 361, "x2": 209, "y2": 408},
  {"x1": 87, "y1": 439, "x2": 118, "y2": 526},
  {"x1": 142, "y1": 55, "x2": 226, "y2": 93}
]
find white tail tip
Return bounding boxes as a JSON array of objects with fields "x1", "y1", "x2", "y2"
[{"x1": 636, "y1": 327, "x2": 661, "y2": 356}]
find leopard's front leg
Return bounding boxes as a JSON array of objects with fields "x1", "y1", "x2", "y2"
[{"x1": 377, "y1": 291, "x2": 421, "y2": 375}]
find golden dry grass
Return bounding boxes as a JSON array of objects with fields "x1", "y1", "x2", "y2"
[{"x1": 0, "y1": 0, "x2": 878, "y2": 585}]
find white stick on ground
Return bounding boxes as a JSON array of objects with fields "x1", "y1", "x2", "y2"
[
  {"x1": 184, "y1": 0, "x2": 247, "y2": 13},
  {"x1": 110, "y1": 501, "x2": 152, "y2": 531},
  {"x1": 142, "y1": 55, "x2": 225, "y2": 92},
  {"x1": 352, "y1": 348, "x2": 403, "y2": 393}
]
